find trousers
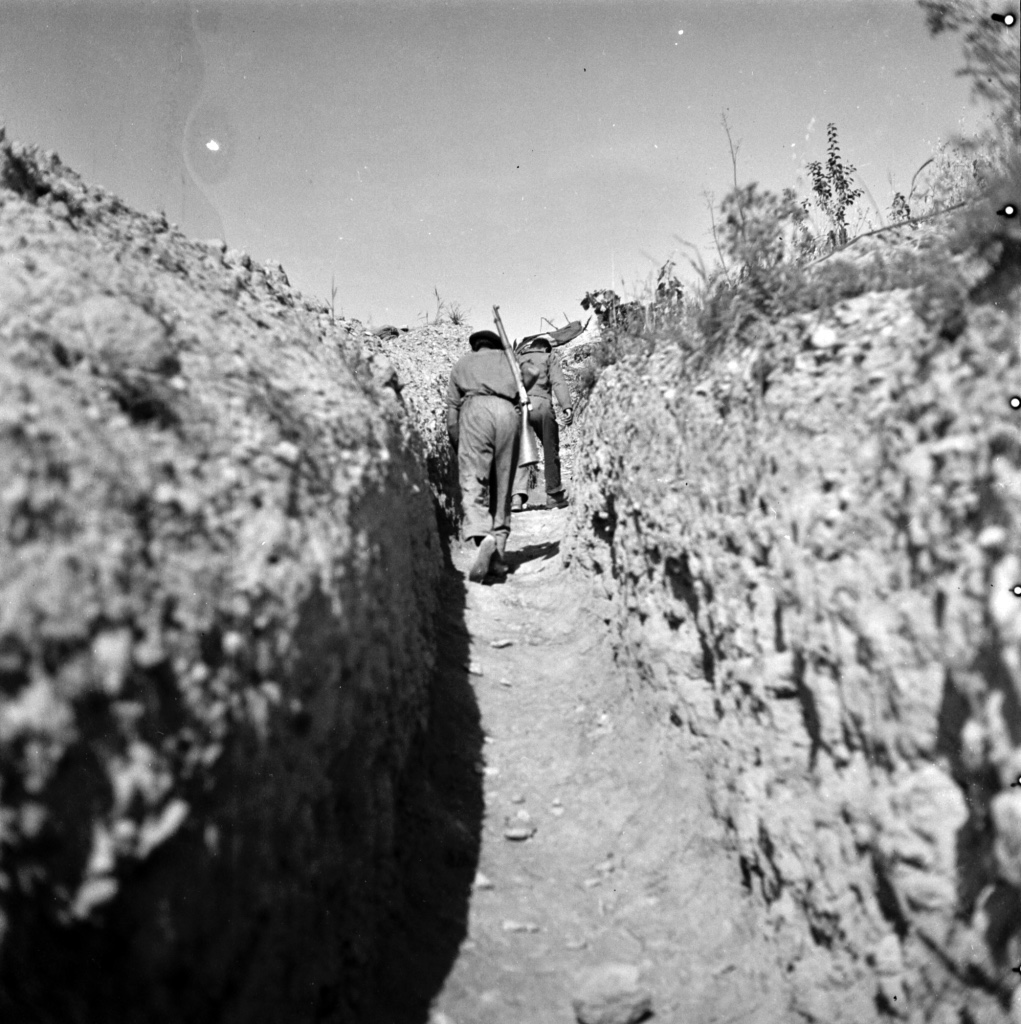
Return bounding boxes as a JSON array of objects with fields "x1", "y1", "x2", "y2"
[
  {"x1": 457, "y1": 395, "x2": 520, "y2": 556},
  {"x1": 512, "y1": 396, "x2": 562, "y2": 498}
]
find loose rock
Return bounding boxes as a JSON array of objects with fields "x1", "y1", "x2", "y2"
[{"x1": 571, "y1": 963, "x2": 652, "y2": 1024}]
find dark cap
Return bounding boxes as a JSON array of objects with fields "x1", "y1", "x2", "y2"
[
  {"x1": 518, "y1": 333, "x2": 552, "y2": 354},
  {"x1": 469, "y1": 329, "x2": 503, "y2": 350}
]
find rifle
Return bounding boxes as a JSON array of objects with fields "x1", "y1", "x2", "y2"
[{"x1": 492, "y1": 306, "x2": 539, "y2": 468}]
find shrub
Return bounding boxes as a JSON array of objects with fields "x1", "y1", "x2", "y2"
[
  {"x1": 918, "y1": 0, "x2": 1020, "y2": 153},
  {"x1": 916, "y1": 0, "x2": 1020, "y2": 300},
  {"x1": 695, "y1": 183, "x2": 815, "y2": 355}
]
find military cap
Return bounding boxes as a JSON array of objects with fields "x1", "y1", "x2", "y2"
[
  {"x1": 469, "y1": 329, "x2": 503, "y2": 350},
  {"x1": 518, "y1": 333, "x2": 553, "y2": 354}
]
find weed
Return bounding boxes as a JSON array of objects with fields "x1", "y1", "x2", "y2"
[
  {"x1": 423, "y1": 287, "x2": 469, "y2": 327},
  {"x1": 329, "y1": 273, "x2": 339, "y2": 322},
  {"x1": 695, "y1": 183, "x2": 815, "y2": 355},
  {"x1": 574, "y1": 2, "x2": 1017, "y2": 403},
  {"x1": 804, "y1": 123, "x2": 865, "y2": 250},
  {"x1": 889, "y1": 192, "x2": 911, "y2": 224}
]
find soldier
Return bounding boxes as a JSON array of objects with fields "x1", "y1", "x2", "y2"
[
  {"x1": 510, "y1": 334, "x2": 574, "y2": 511},
  {"x1": 447, "y1": 329, "x2": 539, "y2": 582}
]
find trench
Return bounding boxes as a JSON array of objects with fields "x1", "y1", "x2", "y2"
[{"x1": 366, "y1": 501, "x2": 793, "y2": 1024}]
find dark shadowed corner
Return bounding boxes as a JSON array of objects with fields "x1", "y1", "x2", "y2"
[{"x1": 365, "y1": 562, "x2": 482, "y2": 1024}]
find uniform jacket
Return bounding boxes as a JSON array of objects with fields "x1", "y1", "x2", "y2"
[
  {"x1": 517, "y1": 349, "x2": 572, "y2": 409},
  {"x1": 446, "y1": 348, "x2": 520, "y2": 436}
]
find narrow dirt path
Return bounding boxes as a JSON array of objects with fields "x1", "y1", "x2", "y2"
[{"x1": 428, "y1": 506, "x2": 791, "y2": 1024}]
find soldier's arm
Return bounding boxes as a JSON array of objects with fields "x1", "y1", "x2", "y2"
[
  {"x1": 549, "y1": 355, "x2": 573, "y2": 412},
  {"x1": 446, "y1": 369, "x2": 464, "y2": 445}
]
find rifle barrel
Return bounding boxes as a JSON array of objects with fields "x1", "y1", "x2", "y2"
[{"x1": 492, "y1": 306, "x2": 530, "y2": 409}]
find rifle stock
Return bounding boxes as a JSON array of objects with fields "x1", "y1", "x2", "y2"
[{"x1": 492, "y1": 306, "x2": 539, "y2": 468}]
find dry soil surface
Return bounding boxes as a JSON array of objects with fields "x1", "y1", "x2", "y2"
[{"x1": 427, "y1": 505, "x2": 792, "y2": 1024}]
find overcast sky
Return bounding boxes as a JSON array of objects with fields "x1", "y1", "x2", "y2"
[{"x1": 0, "y1": 0, "x2": 982, "y2": 342}]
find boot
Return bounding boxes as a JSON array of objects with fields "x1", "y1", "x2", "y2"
[
  {"x1": 545, "y1": 490, "x2": 569, "y2": 510},
  {"x1": 469, "y1": 535, "x2": 497, "y2": 582}
]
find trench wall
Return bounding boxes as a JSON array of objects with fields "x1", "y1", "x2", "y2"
[
  {"x1": 564, "y1": 286, "x2": 1021, "y2": 1023},
  {"x1": 372, "y1": 324, "x2": 469, "y2": 536},
  {"x1": 0, "y1": 135, "x2": 444, "y2": 1022}
]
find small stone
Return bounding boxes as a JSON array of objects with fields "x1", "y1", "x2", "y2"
[
  {"x1": 91, "y1": 628, "x2": 133, "y2": 696},
  {"x1": 514, "y1": 809, "x2": 532, "y2": 824},
  {"x1": 566, "y1": 938, "x2": 589, "y2": 950},
  {"x1": 503, "y1": 826, "x2": 535, "y2": 841},
  {"x1": 154, "y1": 482, "x2": 176, "y2": 505},
  {"x1": 498, "y1": 677, "x2": 513, "y2": 688},
  {"x1": 468, "y1": 661, "x2": 484, "y2": 676},
  {"x1": 473, "y1": 872, "x2": 494, "y2": 891},
  {"x1": 501, "y1": 920, "x2": 540, "y2": 933},
  {"x1": 571, "y1": 963, "x2": 652, "y2": 1024},
  {"x1": 484, "y1": 766, "x2": 500, "y2": 777},
  {"x1": 272, "y1": 440, "x2": 300, "y2": 465},
  {"x1": 221, "y1": 631, "x2": 245, "y2": 657},
  {"x1": 134, "y1": 635, "x2": 165, "y2": 669},
  {"x1": 978, "y1": 525, "x2": 1008, "y2": 551},
  {"x1": 511, "y1": 794, "x2": 526, "y2": 804},
  {"x1": 490, "y1": 638, "x2": 514, "y2": 648},
  {"x1": 809, "y1": 323, "x2": 839, "y2": 349},
  {"x1": 960, "y1": 719, "x2": 987, "y2": 774},
  {"x1": 551, "y1": 797, "x2": 563, "y2": 807}
]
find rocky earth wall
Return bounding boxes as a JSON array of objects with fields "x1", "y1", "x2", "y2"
[
  {"x1": 564, "y1": 279, "x2": 1021, "y2": 1022},
  {"x1": 0, "y1": 134, "x2": 444, "y2": 1022},
  {"x1": 372, "y1": 324, "x2": 469, "y2": 534}
]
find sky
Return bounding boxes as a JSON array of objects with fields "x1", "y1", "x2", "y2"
[{"x1": 0, "y1": 0, "x2": 985, "y2": 343}]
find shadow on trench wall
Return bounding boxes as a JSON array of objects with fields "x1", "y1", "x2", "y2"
[{"x1": 364, "y1": 557, "x2": 483, "y2": 1024}]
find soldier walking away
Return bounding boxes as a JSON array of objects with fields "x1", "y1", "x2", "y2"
[
  {"x1": 510, "y1": 334, "x2": 574, "y2": 511},
  {"x1": 447, "y1": 329, "x2": 539, "y2": 582}
]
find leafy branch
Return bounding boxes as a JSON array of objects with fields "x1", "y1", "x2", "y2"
[{"x1": 804, "y1": 123, "x2": 864, "y2": 248}]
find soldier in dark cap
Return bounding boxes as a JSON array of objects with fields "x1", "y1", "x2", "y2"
[
  {"x1": 447, "y1": 329, "x2": 539, "y2": 582},
  {"x1": 510, "y1": 334, "x2": 574, "y2": 511}
]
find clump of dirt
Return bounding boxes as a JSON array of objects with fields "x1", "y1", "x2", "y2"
[
  {"x1": 0, "y1": 132, "x2": 449, "y2": 1022},
  {"x1": 564, "y1": 270, "x2": 1021, "y2": 1022}
]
